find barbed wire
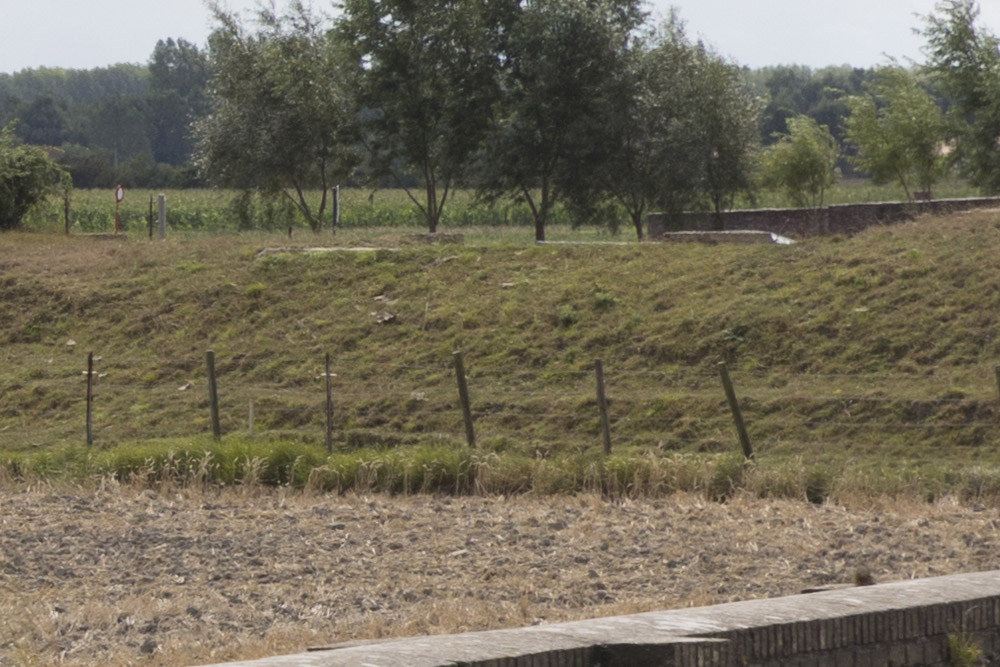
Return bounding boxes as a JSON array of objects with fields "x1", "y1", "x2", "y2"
[{"x1": 5, "y1": 353, "x2": 1000, "y2": 449}]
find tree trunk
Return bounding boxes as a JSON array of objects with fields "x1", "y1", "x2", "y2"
[
  {"x1": 712, "y1": 197, "x2": 724, "y2": 231},
  {"x1": 535, "y1": 178, "x2": 549, "y2": 242},
  {"x1": 425, "y1": 166, "x2": 438, "y2": 234},
  {"x1": 631, "y1": 207, "x2": 644, "y2": 242}
]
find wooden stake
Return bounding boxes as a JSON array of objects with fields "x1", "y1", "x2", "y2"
[
  {"x1": 332, "y1": 185, "x2": 340, "y2": 234},
  {"x1": 453, "y1": 351, "x2": 475, "y2": 448},
  {"x1": 595, "y1": 359, "x2": 612, "y2": 454},
  {"x1": 86, "y1": 352, "x2": 94, "y2": 446},
  {"x1": 718, "y1": 362, "x2": 753, "y2": 460},
  {"x1": 325, "y1": 353, "x2": 334, "y2": 453},
  {"x1": 206, "y1": 350, "x2": 221, "y2": 441},
  {"x1": 157, "y1": 194, "x2": 166, "y2": 240}
]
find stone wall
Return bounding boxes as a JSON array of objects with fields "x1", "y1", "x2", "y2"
[
  {"x1": 646, "y1": 197, "x2": 1000, "y2": 240},
  {"x1": 206, "y1": 570, "x2": 1000, "y2": 667}
]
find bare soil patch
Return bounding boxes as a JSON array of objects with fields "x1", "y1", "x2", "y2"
[{"x1": 2, "y1": 483, "x2": 999, "y2": 666}]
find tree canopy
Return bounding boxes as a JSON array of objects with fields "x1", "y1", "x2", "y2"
[
  {"x1": 843, "y1": 66, "x2": 947, "y2": 200},
  {"x1": 921, "y1": 0, "x2": 1000, "y2": 193},
  {"x1": 478, "y1": 0, "x2": 646, "y2": 241},
  {"x1": 596, "y1": 15, "x2": 761, "y2": 239},
  {"x1": 338, "y1": 0, "x2": 501, "y2": 233},
  {"x1": 761, "y1": 115, "x2": 840, "y2": 209},
  {"x1": 195, "y1": 1, "x2": 358, "y2": 231}
]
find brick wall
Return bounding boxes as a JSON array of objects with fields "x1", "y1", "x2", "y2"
[
  {"x1": 646, "y1": 197, "x2": 1000, "y2": 240},
  {"x1": 206, "y1": 571, "x2": 1000, "y2": 667}
]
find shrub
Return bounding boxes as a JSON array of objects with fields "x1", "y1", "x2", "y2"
[{"x1": 0, "y1": 122, "x2": 70, "y2": 230}]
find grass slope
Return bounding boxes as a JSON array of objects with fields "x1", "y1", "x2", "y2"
[{"x1": 3, "y1": 210, "x2": 1000, "y2": 501}]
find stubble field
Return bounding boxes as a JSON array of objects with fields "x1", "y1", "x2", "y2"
[{"x1": 2, "y1": 482, "x2": 999, "y2": 667}]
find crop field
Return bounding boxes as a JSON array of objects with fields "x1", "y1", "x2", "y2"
[
  {"x1": 20, "y1": 178, "x2": 982, "y2": 236},
  {"x1": 22, "y1": 188, "x2": 568, "y2": 236},
  {"x1": 2, "y1": 481, "x2": 999, "y2": 667}
]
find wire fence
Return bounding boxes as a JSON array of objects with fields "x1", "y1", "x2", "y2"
[{"x1": 2, "y1": 349, "x2": 999, "y2": 456}]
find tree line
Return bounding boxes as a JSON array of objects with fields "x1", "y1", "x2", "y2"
[
  {"x1": 0, "y1": 39, "x2": 209, "y2": 188},
  {"x1": 2, "y1": 0, "x2": 999, "y2": 239}
]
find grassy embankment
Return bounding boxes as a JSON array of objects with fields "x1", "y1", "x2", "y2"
[{"x1": 4, "y1": 190, "x2": 1000, "y2": 503}]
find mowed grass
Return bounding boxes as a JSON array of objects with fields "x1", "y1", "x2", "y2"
[{"x1": 4, "y1": 201, "x2": 1000, "y2": 503}]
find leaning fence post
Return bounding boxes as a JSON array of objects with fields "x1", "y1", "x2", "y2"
[
  {"x1": 718, "y1": 362, "x2": 753, "y2": 460},
  {"x1": 206, "y1": 350, "x2": 221, "y2": 441},
  {"x1": 325, "y1": 353, "x2": 334, "y2": 453},
  {"x1": 595, "y1": 359, "x2": 612, "y2": 454},
  {"x1": 86, "y1": 352, "x2": 94, "y2": 446},
  {"x1": 453, "y1": 351, "x2": 476, "y2": 448}
]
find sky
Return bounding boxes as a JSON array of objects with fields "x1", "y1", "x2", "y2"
[{"x1": 1, "y1": 0, "x2": 1000, "y2": 74}]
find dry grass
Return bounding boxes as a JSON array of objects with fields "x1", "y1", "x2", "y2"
[{"x1": 2, "y1": 481, "x2": 999, "y2": 666}]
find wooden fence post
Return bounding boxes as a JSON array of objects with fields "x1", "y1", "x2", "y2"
[
  {"x1": 595, "y1": 359, "x2": 612, "y2": 454},
  {"x1": 718, "y1": 362, "x2": 753, "y2": 460},
  {"x1": 206, "y1": 350, "x2": 221, "y2": 441},
  {"x1": 325, "y1": 353, "x2": 334, "y2": 453},
  {"x1": 994, "y1": 365, "x2": 1000, "y2": 402},
  {"x1": 148, "y1": 195, "x2": 154, "y2": 240},
  {"x1": 453, "y1": 351, "x2": 476, "y2": 448},
  {"x1": 157, "y1": 194, "x2": 166, "y2": 240},
  {"x1": 332, "y1": 185, "x2": 340, "y2": 234},
  {"x1": 86, "y1": 352, "x2": 94, "y2": 446}
]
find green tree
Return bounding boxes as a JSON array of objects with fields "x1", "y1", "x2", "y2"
[
  {"x1": 338, "y1": 0, "x2": 501, "y2": 233},
  {"x1": 479, "y1": 0, "x2": 646, "y2": 242},
  {"x1": 753, "y1": 65, "x2": 870, "y2": 149},
  {"x1": 761, "y1": 115, "x2": 840, "y2": 208},
  {"x1": 691, "y1": 52, "x2": 763, "y2": 226},
  {"x1": 843, "y1": 66, "x2": 947, "y2": 201},
  {"x1": 16, "y1": 95, "x2": 69, "y2": 146},
  {"x1": 148, "y1": 38, "x2": 211, "y2": 165},
  {"x1": 599, "y1": 14, "x2": 761, "y2": 239},
  {"x1": 597, "y1": 15, "x2": 699, "y2": 240},
  {"x1": 196, "y1": 1, "x2": 358, "y2": 231},
  {"x1": 921, "y1": 0, "x2": 1000, "y2": 193},
  {"x1": 86, "y1": 94, "x2": 152, "y2": 170},
  {"x1": 0, "y1": 122, "x2": 70, "y2": 230}
]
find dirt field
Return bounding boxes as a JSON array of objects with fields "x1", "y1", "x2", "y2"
[{"x1": 1, "y1": 482, "x2": 999, "y2": 667}]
